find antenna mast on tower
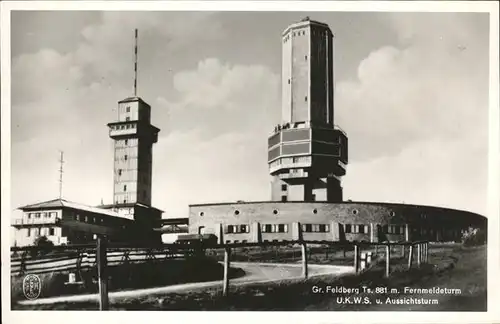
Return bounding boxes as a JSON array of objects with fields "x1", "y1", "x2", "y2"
[
  {"x1": 134, "y1": 28, "x2": 138, "y2": 97},
  {"x1": 58, "y1": 151, "x2": 64, "y2": 199}
]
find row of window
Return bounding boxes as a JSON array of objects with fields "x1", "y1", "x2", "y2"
[
  {"x1": 75, "y1": 214, "x2": 104, "y2": 224},
  {"x1": 384, "y1": 225, "x2": 406, "y2": 235},
  {"x1": 27, "y1": 227, "x2": 55, "y2": 237},
  {"x1": 262, "y1": 224, "x2": 288, "y2": 233},
  {"x1": 283, "y1": 29, "x2": 329, "y2": 43},
  {"x1": 345, "y1": 224, "x2": 369, "y2": 234},
  {"x1": 302, "y1": 224, "x2": 330, "y2": 233},
  {"x1": 226, "y1": 224, "x2": 250, "y2": 234},
  {"x1": 111, "y1": 123, "x2": 136, "y2": 131},
  {"x1": 27, "y1": 212, "x2": 57, "y2": 219},
  {"x1": 221, "y1": 223, "x2": 407, "y2": 235}
]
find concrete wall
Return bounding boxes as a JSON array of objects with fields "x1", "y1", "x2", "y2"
[{"x1": 189, "y1": 201, "x2": 486, "y2": 243}]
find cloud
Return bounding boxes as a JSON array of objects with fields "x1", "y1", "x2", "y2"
[
  {"x1": 152, "y1": 59, "x2": 280, "y2": 216},
  {"x1": 158, "y1": 58, "x2": 280, "y2": 137},
  {"x1": 338, "y1": 13, "x2": 489, "y2": 214},
  {"x1": 336, "y1": 13, "x2": 489, "y2": 162}
]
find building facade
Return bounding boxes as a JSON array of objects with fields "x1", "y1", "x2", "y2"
[
  {"x1": 189, "y1": 201, "x2": 486, "y2": 244},
  {"x1": 269, "y1": 17, "x2": 347, "y2": 203},
  {"x1": 12, "y1": 199, "x2": 136, "y2": 247}
]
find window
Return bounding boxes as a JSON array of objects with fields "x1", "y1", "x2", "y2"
[
  {"x1": 262, "y1": 224, "x2": 288, "y2": 233},
  {"x1": 273, "y1": 209, "x2": 279, "y2": 215},
  {"x1": 305, "y1": 96, "x2": 308, "y2": 102},
  {"x1": 50, "y1": 212, "x2": 56, "y2": 218},
  {"x1": 313, "y1": 209, "x2": 318, "y2": 214},
  {"x1": 262, "y1": 224, "x2": 273, "y2": 233},
  {"x1": 288, "y1": 79, "x2": 290, "y2": 84},
  {"x1": 126, "y1": 106, "x2": 130, "y2": 112},
  {"x1": 123, "y1": 199, "x2": 127, "y2": 203},
  {"x1": 49, "y1": 228, "x2": 55, "y2": 236},
  {"x1": 199, "y1": 212, "x2": 204, "y2": 217},
  {"x1": 345, "y1": 224, "x2": 369, "y2": 234},
  {"x1": 305, "y1": 55, "x2": 307, "y2": 61},
  {"x1": 281, "y1": 195, "x2": 288, "y2": 202},
  {"x1": 234, "y1": 210, "x2": 240, "y2": 215},
  {"x1": 125, "y1": 139, "x2": 128, "y2": 145},
  {"x1": 126, "y1": 117, "x2": 130, "y2": 121},
  {"x1": 226, "y1": 224, "x2": 249, "y2": 234},
  {"x1": 27, "y1": 228, "x2": 31, "y2": 237},
  {"x1": 84, "y1": 216, "x2": 88, "y2": 223},
  {"x1": 302, "y1": 224, "x2": 330, "y2": 233},
  {"x1": 281, "y1": 184, "x2": 287, "y2": 191},
  {"x1": 27, "y1": 213, "x2": 33, "y2": 219},
  {"x1": 35, "y1": 213, "x2": 41, "y2": 218},
  {"x1": 124, "y1": 155, "x2": 128, "y2": 161},
  {"x1": 124, "y1": 185, "x2": 127, "y2": 191},
  {"x1": 76, "y1": 214, "x2": 80, "y2": 221},
  {"x1": 352, "y1": 209, "x2": 359, "y2": 215},
  {"x1": 385, "y1": 225, "x2": 404, "y2": 234},
  {"x1": 118, "y1": 169, "x2": 122, "y2": 176}
]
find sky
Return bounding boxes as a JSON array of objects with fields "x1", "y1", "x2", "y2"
[{"x1": 10, "y1": 11, "x2": 490, "y2": 220}]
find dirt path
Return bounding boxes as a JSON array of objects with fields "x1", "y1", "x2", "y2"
[{"x1": 17, "y1": 262, "x2": 354, "y2": 306}]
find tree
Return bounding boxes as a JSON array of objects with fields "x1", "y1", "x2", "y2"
[{"x1": 32, "y1": 235, "x2": 55, "y2": 256}]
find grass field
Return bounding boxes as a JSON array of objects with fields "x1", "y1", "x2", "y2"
[{"x1": 12, "y1": 243, "x2": 487, "y2": 311}]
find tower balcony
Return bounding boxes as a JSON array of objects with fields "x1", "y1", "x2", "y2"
[
  {"x1": 108, "y1": 121, "x2": 160, "y2": 143},
  {"x1": 108, "y1": 121, "x2": 138, "y2": 139}
]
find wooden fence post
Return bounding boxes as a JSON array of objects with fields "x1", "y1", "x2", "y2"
[
  {"x1": 408, "y1": 244, "x2": 413, "y2": 270},
  {"x1": 97, "y1": 236, "x2": 109, "y2": 311},
  {"x1": 385, "y1": 245, "x2": 390, "y2": 278},
  {"x1": 301, "y1": 243, "x2": 308, "y2": 279},
  {"x1": 425, "y1": 242, "x2": 428, "y2": 263},
  {"x1": 354, "y1": 244, "x2": 359, "y2": 273},
  {"x1": 417, "y1": 243, "x2": 421, "y2": 268},
  {"x1": 223, "y1": 247, "x2": 231, "y2": 296},
  {"x1": 408, "y1": 244, "x2": 414, "y2": 270}
]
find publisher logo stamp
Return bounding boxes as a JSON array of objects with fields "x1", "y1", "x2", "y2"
[{"x1": 23, "y1": 274, "x2": 41, "y2": 300}]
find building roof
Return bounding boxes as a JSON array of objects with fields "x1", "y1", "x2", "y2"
[
  {"x1": 118, "y1": 96, "x2": 151, "y2": 106},
  {"x1": 99, "y1": 202, "x2": 164, "y2": 213},
  {"x1": 18, "y1": 198, "x2": 121, "y2": 218},
  {"x1": 282, "y1": 17, "x2": 331, "y2": 35}
]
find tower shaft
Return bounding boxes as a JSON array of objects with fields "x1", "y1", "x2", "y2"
[{"x1": 269, "y1": 18, "x2": 348, "y2": 203}]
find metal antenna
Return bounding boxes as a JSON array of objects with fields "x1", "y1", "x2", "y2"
[
  {"x1": 58, "y1": 151, "x2": 64, "y2": 199},
  {"x1": 134, "y1": 28, "x2": 138, "y2": 97}
]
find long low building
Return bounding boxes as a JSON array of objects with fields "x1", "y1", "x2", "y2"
[
  {"x1": 188, "y1": 201, "x2": 486, "y2": 244},
  {"x1": 12, "y1": 198, "x2": 161, "y2": 247}
]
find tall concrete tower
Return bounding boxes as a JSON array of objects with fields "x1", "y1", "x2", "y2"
[
  {"x1": 268, "y1": 17, "x2": 348, "y2": 202},
  {"x1": 104, "y1": 30, "x2": 162, "y2": 233}
]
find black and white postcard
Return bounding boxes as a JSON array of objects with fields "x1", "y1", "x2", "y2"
[{"x1": 1, "y1": 1, "x2": 499, "y2": 324}]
